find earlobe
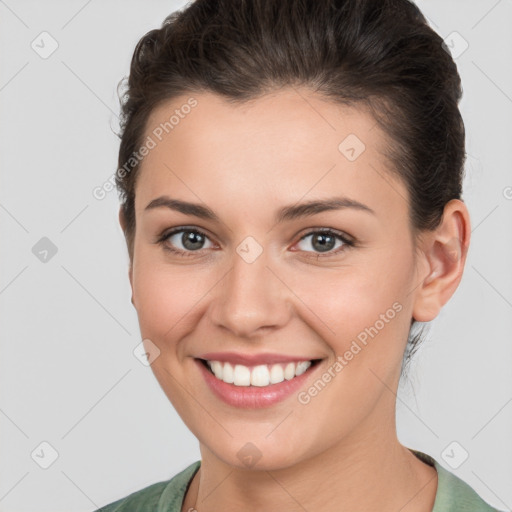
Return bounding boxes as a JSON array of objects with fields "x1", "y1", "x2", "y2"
[{"x1": 412, "y1": 199, "x2": 470, "y2": 322}]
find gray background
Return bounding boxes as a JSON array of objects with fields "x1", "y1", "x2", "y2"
[{"x1": 1, "y1": 1, "x2": 511, "y2": 511}]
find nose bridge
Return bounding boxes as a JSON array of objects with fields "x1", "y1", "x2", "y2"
[{"x1": 209, "y1": 241, "x2": 289, "y2": 338}]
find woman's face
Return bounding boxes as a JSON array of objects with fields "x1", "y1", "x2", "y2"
[{"x1": 127, "y1": 88, "x2": 426, "y2": 469}]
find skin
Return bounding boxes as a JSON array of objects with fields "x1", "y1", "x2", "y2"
[{"x1": 119, "y1": 87, "x2": 470, "y2": 512}]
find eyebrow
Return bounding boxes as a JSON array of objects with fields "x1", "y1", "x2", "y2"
[{"x1": 144, "y1": 195, "x2": 375, "y2": 223}]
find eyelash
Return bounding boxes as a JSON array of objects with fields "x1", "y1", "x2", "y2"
[{"x1": 156, "y1": 226, "x2": 356, "y2": 259}]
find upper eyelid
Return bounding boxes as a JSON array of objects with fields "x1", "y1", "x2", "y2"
[
  {"x1": 298, "y1": 227, "x2": 353, "y2": 240},
  {"x1": 162, "y1": 226, "x2": 215, "y2": 242}
]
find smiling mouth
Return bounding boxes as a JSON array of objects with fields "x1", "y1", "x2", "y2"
[{"x1": 197, "y1": 358, "x2": 322, "y2": 387}]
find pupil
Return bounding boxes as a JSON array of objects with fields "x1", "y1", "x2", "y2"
[
  {"x1": 313, "y1": 233, "x2": 335, "y2": 252},
  {"x1": 182, "y1": 231, "x2": 204, "y2": 250}
]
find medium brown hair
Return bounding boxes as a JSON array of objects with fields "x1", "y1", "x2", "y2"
[{"x1": 115, "y1": 0, "x2": 466, "y2": 372}]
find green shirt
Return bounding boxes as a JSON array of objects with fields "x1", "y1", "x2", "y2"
[{"x1": 94, "y1": 449, "x2": 503, "y2": 511}]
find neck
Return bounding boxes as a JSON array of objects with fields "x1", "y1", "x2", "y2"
[{"x1": 182, "y1": 399, "x2": 437, "y2": 512}]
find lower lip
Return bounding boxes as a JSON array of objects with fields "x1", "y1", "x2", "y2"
[{"x1": 195, "y1": 358, "x2": 321, "y2": 409}]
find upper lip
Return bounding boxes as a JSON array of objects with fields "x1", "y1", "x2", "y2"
[{"x1": 196, "y1": 352, "x2": 322, "y2": 366}]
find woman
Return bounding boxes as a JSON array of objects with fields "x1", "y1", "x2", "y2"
[{"x1": 95, "y1": 0, "x2": 503, "y2": 510}]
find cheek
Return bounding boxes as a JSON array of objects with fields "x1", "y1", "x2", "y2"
[
  {"x1": 298, "y1": 261, "x2": 409, "y2": 327},
  {"x1": 289, "y1": 250, "x2": 414, "y2": 359},
  {"x1": 131, "y1": 257, "x2": 209, "y2": 343}
]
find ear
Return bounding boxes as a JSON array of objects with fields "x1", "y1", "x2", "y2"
[
  {"x1": 118, "y1": 207, "x2": 135, "y2": 307},
  {"x1": 412, "y1": 199, "x2": 471, "y2": 322}
]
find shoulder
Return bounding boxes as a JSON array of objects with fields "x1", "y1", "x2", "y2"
[
  {"x1": 433, "y1": 462, "x2": 504, "y2": 512},
  {"x1": 411, "y1": 449, "x2": 505, "y2": 512},
  {"x1": 94, "y1": 480, "x2": 169, "y2": 512},
  {"x1": 94, "y1": 460, "x2": 201, "y2": 512}
]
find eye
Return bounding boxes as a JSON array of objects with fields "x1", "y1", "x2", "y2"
[
  {"x1": 157, "y1": 227, "x2": 215, "y2": 257},
  {"x1": 156, "y1": 226, "x2": 355, "y2": 259},
  {"x1": 294, "y1": 228, "x2": 355, "y2": 257}
]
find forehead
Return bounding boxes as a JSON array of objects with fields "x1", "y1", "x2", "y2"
[
  {"x1": 142, "y1": 88, "x2": 383, "y2": 164},
  {"x1": 135, "y1": 88, "x2": 407, "y2": 223}
]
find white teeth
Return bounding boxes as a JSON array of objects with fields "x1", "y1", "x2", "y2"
[
  {"x1": 284, "y1": 362, "x2": 296, "y2": 380},
  {"x1": 295, "y1": 361, "x2": 311, "y2": 376},
  {"x1": 210, "y1": 360, "x2": 223, "y2": 379},
  {"x1": 250, "y1": 365, "x2": 270, "y2": 387},
  {"x1": 233, "y1": 364, "x2": 251, "y2": 386},
  {"x1": 269, "y1": 364, "x2": 284, "y2": 384},
  {"x1": 222, "y1": 362, "x2": 234, "y2": 383},
  {"x1": 205, "y1": 360, "x2": 313, "y2": 386}
]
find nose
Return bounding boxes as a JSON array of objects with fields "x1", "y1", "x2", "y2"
[{"x1": 208, "y1": 247, "x2": 291, "y2": 339}]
